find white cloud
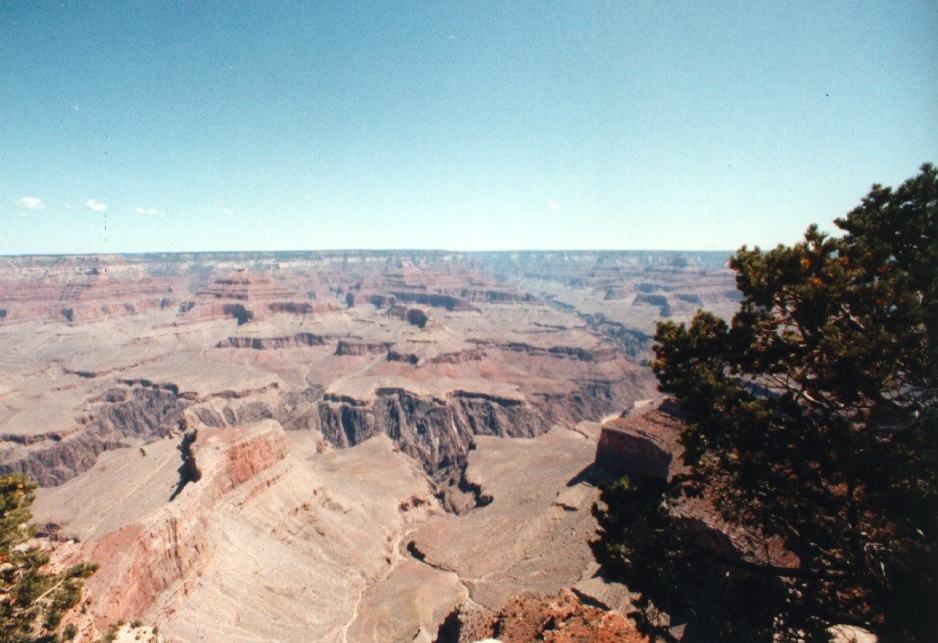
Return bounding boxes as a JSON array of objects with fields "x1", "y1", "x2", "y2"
[
  {"x1": 136, "y1": 207, "x2": 166, "y2": 217},
  {"x1": 547, "y1": 200, "x2": 562, "y2": 211},
  {"x1": 15, "y1": 196, "x2": 45, "y2": 211},
  {"x1": 85, "y1": 199, "x2": 107, "y2": 212},
  {"x1": 63, "y1": 202, "x2": 74, "y2": 210}
]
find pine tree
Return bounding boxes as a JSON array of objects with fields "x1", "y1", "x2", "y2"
[
  {"x1": 0, "y1": 474, "x2": 97, "y2": 643},
  {"x1": 595, "y1": 164, "x2": 936, "y2": 640}
]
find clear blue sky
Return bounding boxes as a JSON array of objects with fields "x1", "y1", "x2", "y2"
[{"x1": 2, "y1": 2, "x2": 936, "y2": 255}]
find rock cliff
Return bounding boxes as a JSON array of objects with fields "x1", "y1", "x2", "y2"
[
  {"x1": 215, "y1": 332, "x2": 327, "y2": 349},
  {"x1": 1, "y1": 381, "x2": 188, "y2": 486},
  {"x1": 334, "y1": 340, "x2": 391, "y2": 356},
  {"x1": 595, "y1": 398, "x2": 798, "y2": 571},
  {"x1": 3, "y1": 370, "x2": 647, "y2": 493},
  {"x1": 316, "y1": 378, "x2": 642, "y2": 484},
  {"x1": 79, "y1": 419, "x2": 289, "y2": 629},
  {"x1": 595, "y1": 398, "x2": 685, "y2": 480}
]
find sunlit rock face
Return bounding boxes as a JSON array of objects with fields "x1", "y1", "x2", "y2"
[
  {"x1": 595, "y1": 397, "x2": 687, "y2": 481},
  {"x1": 3, "y1": 250, "x2": 740, "y2": 640}
]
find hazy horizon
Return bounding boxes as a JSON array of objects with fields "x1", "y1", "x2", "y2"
[
  {"x1": 0, "y1": 247, "x2": 737, "y2": 259},
  {"x1": 3, "y1": 2, "x2": 936, "y2": 255}
]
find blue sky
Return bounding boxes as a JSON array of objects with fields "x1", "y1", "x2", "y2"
[{"x1": 2, "y1": 2, "x2": 936, "y2": 255}]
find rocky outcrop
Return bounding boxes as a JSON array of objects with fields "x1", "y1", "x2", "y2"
[
  {"x1": 0, "y1": 427, "x2": 81, "y2": 446},
  {"x1": 595, "y1": 398, "x2": 684, "y2": 473},
  {"x1": 406, "y1": 307, "x2": 429, "y2": 328},
  {"x1": 580, "y1": 313, "x2": 653, "y2": 358},
  {"x1": 387, "y1": 349, "x2": 420, "y2": 365},
  {"x1": 0, "y1": 432, "x2": 128, "y2": 488},
  {"x1": 216, "y1": 422, "x2": 290, "y2": 492},
  {"x1": 436, "y1": 589, "x2": 647, "y2": 643},
  {"x1": 196, "y1": 272, "x2": 295, "y2": 301},
  {"x1": 458, "y1": 287, "x2": 535, "y2": 304},
  {"x1": 80, "y1": 420, "x2": 289, "y2": 628},
  {"x1": 389, "y1": 291, "x2": 477, "y2": 312},
  {"x1": 2, "y1": 365, "x2": 645, "y2": 494},
  {"x1": 530, "y1": 377, "x2": 650, "y2": 429},
  {"x1": 178, "y1": 270, "x2": 337, "y2": 324},
  {"x1": 674, "y1": 293, "x2": 702, "y2": 305},
  {"x1": 215, "y1": 332, "x2": 327, "y2": 349},
  {"x1": 53, "y1": 377, "x2": 641, "y2": 500},
  {"x1": 387, "y1": 305, "x2": 431, "y2": 328},
  {"x1": 187, "y1": 384, "x2": 324, "y2": 434},
  {"x1": 436, "y1": 458, "x2": 493, "y2": 514},
  {"x1": 81, "y1": 515, "x2": 210, "y2": 629},
  {"x1": 603, "y1": 287, "x2": 632, "y2": 300},
  {"x1": 335, "y1": 340, "x2": 390, "y2": 356},
  {"x1": 1, "y1": 379, "x2": 323, "y2": 489},
  {"x1": 264, "y1": 301, "x2": 330, "y2": 315},
  {"x1": 595, "y1": 398, "x2": 685, "y2": 481},
  {"x1": 369, "y1": 293, "x2": 395, "y2": 307},
  {"x1": 425, "y1": 348, "x2": 486, "y2": 365},
  {"x1": 594, "y1": 398, "x2": 798, "y2": 572},
  {"x1": 315, "y1": 378, "x2": 649, "y2": 486},
  {"x1": 357, "y1": 265, "x2": 525, "y2": 313},
  {"x1": 632, "y1": 293, "x2": 670, "y2": 316}
]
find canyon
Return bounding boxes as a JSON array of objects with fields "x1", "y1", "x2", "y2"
[{"x1": 0, "y1": 250, "x2": 737, "y2": 641}]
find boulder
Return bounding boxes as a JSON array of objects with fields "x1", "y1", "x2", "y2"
[
  {"x1": 595, "y1": 398, "x2": 798, "y2": 571},
  {"x1": 595, "y1": 398, "x2": 685, "y2": 481}
]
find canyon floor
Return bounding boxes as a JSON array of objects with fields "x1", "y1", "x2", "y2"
[{"x1": 0, "y1": 250, "x2": 736, "y2": 642}]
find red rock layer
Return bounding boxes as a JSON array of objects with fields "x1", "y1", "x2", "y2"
[
  {"x1": 443, "y1": 590, "x2": 647, "y2": 643},
  {"x1": 196, "y1": 271, "x2": 296, "y2": 301},
  {"x1": 179, "y1": 270, "x2": 337, "y2": 323},
  {"x1": 79, "y1": 420, "x2": 289, "y2": 629},
  {"x1": 0, "y1": 275, "x2": 173, "y2": 323}
]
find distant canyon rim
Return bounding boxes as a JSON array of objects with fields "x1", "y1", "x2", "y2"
[{"x1": 0, "y1": 250, "x2": 738, "y2": 642}]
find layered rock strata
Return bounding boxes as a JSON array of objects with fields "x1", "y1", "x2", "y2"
[
  {"x1": 77, "y1": 419, "x2": 290, "y2": 629},
  {"x1": 0, "y1": 274, "x2": 174, "y2": 324},
  {"x1": 178, "y1": 270, "x2": 337, "y2": 324},
  {"x1": 1, "y1": 381, "x2": 188, "y2": 486},
  {"x1": 317, "y1": 378, "x2": 643, "y2": 481},
  {"x1": 215, "y1": 332, "x2": 327, "y2": 349},
  {"x1": 1, "y1": 373, "x2": 643, "y2": 491}
]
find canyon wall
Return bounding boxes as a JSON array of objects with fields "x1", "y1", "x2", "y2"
[{"x1": 79, "y1": 420, "x2": 290, "y2": 628}]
